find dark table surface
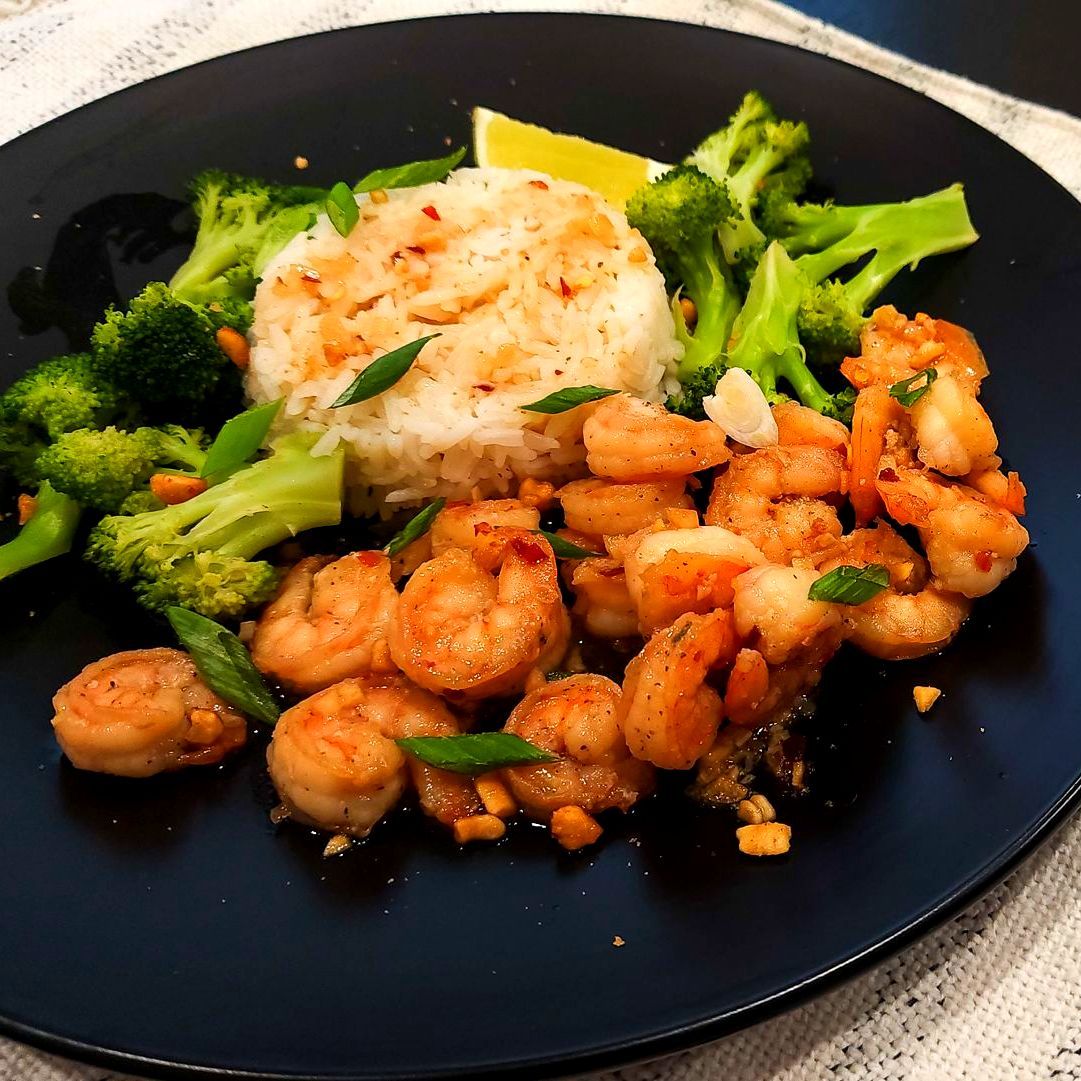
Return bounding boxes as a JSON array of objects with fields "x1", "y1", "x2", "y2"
[{"x1": 788, "y1": 0, "x2": 1081, "y2": 119}]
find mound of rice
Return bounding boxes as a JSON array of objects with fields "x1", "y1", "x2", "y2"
[{"x1": 247, "y1": 167, "x2": 681, "y2": 515}]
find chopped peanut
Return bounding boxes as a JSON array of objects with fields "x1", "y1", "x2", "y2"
[
  {"x1": 913, "y1": 685, "x2": 942, "y2": 713},
  {"x1": 475, "y1": 775, "x2": 517, "y2": 819},
  {"x1": 186, "y1": 708, "x2": 223, "y2": 745},
  {"x1": 453, "y1": 814, "x2": 506, "y2": 844},
  {"x1": 518, "y1": 477, "x2": 557, "y2": 511},
  {"x1": 17, "y1": 493, "x2": 36, "y2": 526},
  {"x1": 737, "y1": 793, "x2": 777, "y2": 825},
  {"x1": 215, "y1": 326, "x2": 251, "y2": 370},
  {"x1": 322, "y1": 834, "x2": 353, "y2": 858},
  {"x1": 679, "y1": 296, "x2": 698, "y2": 328},
  {"x1": 293, "y1": 155, "x2": 310, "y2": 170},
  {"x1": 612, "y1": 935, "x2": 625, "y2": 947},
  {"x1": 369, "y1": 188, "x2": 389, "y2": 205},
  {"x1": 736, "y1": 822, "x2": 791, "y2": 857},
  {"x1": 149, "y1": 473, "x2": 209, "y2": 505},
  {"x1": 627, "y1": 245, "x2": 648, "y2": 263},
  {"x1": 550, "y1": 806, "x2": 603, "y2": 851}
]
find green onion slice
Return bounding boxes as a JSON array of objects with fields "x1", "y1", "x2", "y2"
[
  {"x1": 535, "y1": 530, "x2": 600, "y2": 560},
  {"x1": 354, "y1": 148, "x2": 466, "y2": 194},
  {"x1": 331, "y1": 334, "x2": 440, "y2": 407},
  {"x1": 201, "y1": 399, "x2": 282, "y2": 479},
  {"x1": 166, "y1": 607, "x2": 280, "y2": 725},
  {"x1": 326, "y1": 181, "x2": 360, "y2": 237},
  {"x1": 385, "y1": 498, "x2": 445, "y2": 557},
  {"x1": 889, "y1": 367, "x2": 938, "y2": 408},
  {"x1": 520, "y1": 386, "x2": 620, "y2": 414},
  {"x1": 395, "y1": 732, "x2": 556, "y2": 774},
  {"x1": 808, "y1": 564, "x2": 890, "y2": 605}
]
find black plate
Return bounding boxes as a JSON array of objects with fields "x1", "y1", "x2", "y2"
[{"x1": 1, "y1": 14, "x2": 1079, "y2": 1081}]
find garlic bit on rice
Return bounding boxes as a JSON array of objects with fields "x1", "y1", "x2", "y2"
[{"x1": 247, "y1": 167, "x2": 681, "y2": 516}]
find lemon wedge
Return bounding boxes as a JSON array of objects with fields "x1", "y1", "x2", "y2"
[{"x1": 472, "y1": 106, "x2": 669, "y2": 208}]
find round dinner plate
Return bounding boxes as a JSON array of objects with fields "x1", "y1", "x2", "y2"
[{"x1": 1, "y1": 13, "x2": 1079, "y2": 1081}]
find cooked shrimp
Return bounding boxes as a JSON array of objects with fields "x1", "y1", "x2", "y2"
[
  {"x1": 962, "y1": 462, "x2": 1027, "y2": 516},
  {"x1": 390, "y1": 531, "x2": 569, "y2": 699},
  {"x1": 583, "y1": 394, "x2": 730, "y2": 480},
  {"x1": 502, "y1": 675, "x2": 654, "y2": 820},
  {"x1": 251, "y1": 552, "x2": 398, "y2": 694},
  {"x1": 51, "y1": 648, "x2": 247, "y2": 778},
  {"x1": 620, "y1": 610, "x2": 738, "y2": 769},
  {"x1": 910, "y1": 372, "x2": 998, "y2": 476},
  {"x1": 849, "y1": 386, "x2": 905, "y2": 526},
  {"x1": 267, "y1": 675, "x2": 479, "y2": 838},
  {"x1": 772, "y1": 400, "x2": 850, "y2": 454},
  {"x1": 559, "y1": 478, "x2": 695, "y2": 540},
  {"x1": 705, "y1": 445, "x2": 847, "y2": 563},
  {"x1": 430, "y1": 498, "x2": 541, "y2": 556},
  {"x1": 814, "y1": 520, "x2": 929, "y2": 593},
  {"x1": 569, "y1": 558, "x2": 639, "y2": 638},
  {"x1": 876, "y1": 451, "x2": 1029, "y2": 597},
  {"x1": 623, "y1": 526, "x2": 765, "y2": 635}
]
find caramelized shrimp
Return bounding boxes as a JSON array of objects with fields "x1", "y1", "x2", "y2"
[
  {"x1": 251, "y1": 552, "x2": 398, "y2": 694},
  {"x1": 267, "y1": 675, "x2": 479, "y2": 838},
  {"x1": 502, "y1": 675, "x2": 654, "y2": 820},
  {"x1": 583, "y1": 394, "x2": 730, "y2": 480},
  {"x1": 430, "y1": 499, "x2": 540, "y2": 556},
  {"x1": 772, "y1": 400, "x2": 850, "y2": 454},
  {"x1": 390, "y1": 531, "x2": 570, "y2": 699},
  {"x1": 569, "y1": 558, "x2": 639, "y2": 638},
  {"x1": 910, "y1": 372, "x2": 998, "y2": 476},
  {"x1": 620, "y1": 610, "x2": 738, "y2": 769},
  {"x1": 51, "y1": 648, "x2": 247, "y2": 778},
  {"x1": 559, "y1": 478, "x2": 695, "y2": 540},
  {"x1": 705, "y1": 445, "x2": 847, "y2": 563}
]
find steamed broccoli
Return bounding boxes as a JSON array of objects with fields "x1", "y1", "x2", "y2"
[
  {"x1": 0, "y1": 353, "x2": 131, "y2": 486},
  {"x1": 0, "y1": 482, "x2": 82, "y2": 583},
  {"x1": 725, "y1": 242, "x2": 853, "y2": 419},
  {"x1": 168, "y1": 169, "x2": 329, "y2": 306},
  {"x1": 687, "y1": 91, "x2": 811, "y2": 274},
  {"x1": 85, "y1": 433, "x2": 344, "y2": 619},
  {"x1": 92, "y1": 282, "x2": 244, "y2": 416},
  {"x1": 36, "y1": 425, "x2": 208, "y2": 512},
  {"x1": 759, "y1": 183, "x2": 979, "y2": 363},
  {"x1": 626, "y1": 165, "x2": 740, "y2": 410}
]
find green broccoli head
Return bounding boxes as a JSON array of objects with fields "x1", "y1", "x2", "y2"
[
  {"x1": 797, "y1": 279, "x2": 867, "y2": 366},
  {"x1": 91, "y1": 282, "x2": 242, "y2": 415},
  {"x1": 665, "y1": 360, "x2": 726, "y2": 419},
  {"x1": 135, "y1": 548, "x2": 281, "y2": 620}
]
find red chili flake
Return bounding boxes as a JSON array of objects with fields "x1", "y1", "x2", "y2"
[
  {"x1": 406, "y1": 245, "x2": 426, "y2": 255},
  {"x1": 975, "y1": 550, "x2": 994, "y2": 572},
  {"x1": 512, "y1": 537, "x2": 548, "y2": 565},
  {"x1": 354, "y1": 551, "x2": 383, "y2": 567},
  {"x1": 559, "y1": 276, "x2": 572, "y2": 298},
  {"x1": 877, "y1": 467, "x2": 899, "y2": 483},
  {"x1": 473, "y1": 382, "x2": 495, "y2": 392},
  {"x1": 529, "y1": 179, "x2": 549, "y2": 190},
  {"x1": 421, "y1": 205, "x2": 440, "y2": 221}
]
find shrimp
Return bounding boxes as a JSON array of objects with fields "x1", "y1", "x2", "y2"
[
  {"x1": 51, "y1": 648, "x2": 247, "y2": 778},
  {"x1": 568, "y1": 558, "x2": 639, "y2": 638},
  {"x1": 909, "y1": 372, "x2": 998, "y2": 476},
  {"x1": 559, "y1": 478, "x2": 695, "y2": 540},
  {"x1": 705, "y1": 445, "x2": 847, "y2": 563},
  {"x1": 876, "y1": 451, "x2": 1029, "y2": 597},
  {"x1": 583, "y1": 394, "x2": 730, "y2": 480},
  {"x1": 390, "y1": 531, "x2": 570, "y2": 699},
  {"x1": 849, "y1": 386, "x2": 905, "y2": 526},
  {"x1": 250, "y1": 552, "x2": 398, "y2": 694},
  {"x1": 623, "y1": 526, "x2": 765, "y2": 635},
  {"x1": 430, "y1": 498, "x2": 540, "y2": 556},
  {"x1": 772, "y1": 400, "x2": 850, "y2": 455},
  {"x1": 620, "y1": 610, "x2": 738, "y2": 769},
  {"x1": 815, "y1": 523, "x2": 970, "y2": 659},
  {"x1": 502, "y1": 675, "x2": 654, "y2": 820},
  {"x1": 266, "y1": 675, "x2": 479, "y2": 838}
]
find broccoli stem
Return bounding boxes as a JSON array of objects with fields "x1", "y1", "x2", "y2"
[
  {"x1": 0, "y1": 482, "x2": 81, "y2": 582},
  {"x1": 678, "y1": 236, "x2": 742, "y2": 378}
]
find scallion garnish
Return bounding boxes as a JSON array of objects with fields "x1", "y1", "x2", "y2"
[
  {"x1": 808, "y1": 564, "x2": 890, "y2": 605},
  {"x1": 331, "y1": 334, "x2": 440, "y2": 407},
  {"x1": 535, "y1": 530, "x2": 599, "y2": 560},
  {"x1": 353, "y1": 148, "x2": 467, "y2": 194},
  {"x1": 520, "y1": 386, "x2": 620, "y2": 414},
  {"x1": 326, "y1": 181, "x2": 360, "y2": 238},
  {"x1": 395, "y1": 732, "x2": 556, "y2": 773},
  {"x1": 166, "y1": 607, "x2": 280, "y2": 725},
  {"x1": 889, "y1": 367, "x2": 938, "y2": 408},
  {"x1": 200, "y1": 399, "x2": 283, "y2": 478},
  {"x1": 385, "y1": 498, "x2": 445, "y2": 557}
]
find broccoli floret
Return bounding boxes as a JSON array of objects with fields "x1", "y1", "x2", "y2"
[
  {"x1": 665, "y1": 361, "x2": 726, "y2": 419},
  {"x1": 85, "y1": 433, "x2": 344, "y2": 619},
  {"x1": 626, "y1": 166, "x2": 741, "y2": 409},
  {"x1": 0, "y1": 353, "x2": 131, "y2": 486},
  {"x1": 760, "y1": 183, "x2": 979, "y2": 363},
  {"x1": 91, "y1": 282, "x2": 243, "y2": 416},
  {"x1": 36, "y1": 425, "x2": 208, "y2": 512},
  {"x1": 725, "y1": 241, "x2": 850, "y2": 416},
  {"x1": 168, "y1": 169, "x2": 329, "y2": 306},
  {"x1": 0, "y1": 482, "x2": 82, "y2": 583},
  {"x1": 687, "y1": 91, "x2": 811, "y2": 267}
]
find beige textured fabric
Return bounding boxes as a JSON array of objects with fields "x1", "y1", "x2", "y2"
[{"x1": 2, "y1": 2, "x2": 1079, "y2": 1079}]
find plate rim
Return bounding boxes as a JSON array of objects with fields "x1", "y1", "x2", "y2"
[{"x1": 1, "y1": 12, "x2": 1078, "y2": 1081}]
